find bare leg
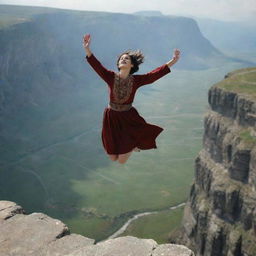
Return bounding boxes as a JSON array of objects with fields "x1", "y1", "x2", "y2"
[
  {"x1": 117, "y1": 150, "x2": 133, "y2": 164},
  {"x1": 108, "y1": 154, "x2": 118, "y2": 161}
]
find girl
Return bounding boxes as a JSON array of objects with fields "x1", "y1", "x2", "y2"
[{"x1": 83, "y1": 34, "x2": 180, "y2": 164}]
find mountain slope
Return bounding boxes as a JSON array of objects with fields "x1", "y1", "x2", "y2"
[{"x1": 0, "y1": 4, "x2": 244, "y2": 120}]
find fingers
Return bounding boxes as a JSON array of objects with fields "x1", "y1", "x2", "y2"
[
  {"x1": 174, "y1": 49, "x2": 180, "y2": 56},
  {"x1": 83, "y1": 34, "x2": 91, "y2": 46},
  {"x1": 84, "y1": 34, "x2": 90, "y2": 41},
  {"x1": 83, "y1": 34, "x2": 90, "y2": 39},
  {"x1": 173, "y1": 49, "x2": 181, "y2": 60}
]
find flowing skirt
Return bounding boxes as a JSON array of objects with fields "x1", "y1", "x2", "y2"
[{"x1": 101, "y1": 106, "x2": 164, "y2": 155}]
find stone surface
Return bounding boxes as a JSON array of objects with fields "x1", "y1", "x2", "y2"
[
  {"x1": 152, "y1": 244, "x2": 194, "y2": 256},
  {"x1": 0, "y1": 200, "x2": 25, "y2": 222},
  {"x1": 0, "y1": 201, "x2": 194, "y2": 256},
  {"x1": 0, "y1": 211, "x2": 69, "y2": 256},
  {"x1": 208, "y1": 86, "x2": 256, "y2": 127},
  {"x1": 229, "y1": 149, "x2": 251, "y2": 183},
  {"x1": 67, "y1": 236, "x2": 157, "y2": 256},
  {"x1": 37, "y1": 234, "x2": 95, "y2": 256}
]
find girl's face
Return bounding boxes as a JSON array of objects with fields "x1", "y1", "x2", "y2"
[{"x1": 118, "y1": 54, "x2": 133, "y2": 70}]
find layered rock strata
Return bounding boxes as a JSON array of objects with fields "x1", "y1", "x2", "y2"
[
  {"x1": 0, "y1": 200, "x2": 194, "y2": 256},
  {"x1": 175, "y1": 68, "x2": 256, "y2": 256}
]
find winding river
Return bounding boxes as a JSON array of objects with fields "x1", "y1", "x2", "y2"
[{"x1": 104, "y1": 202, "x2": 186, "y2": 241}]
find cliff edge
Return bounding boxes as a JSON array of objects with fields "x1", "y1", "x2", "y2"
[
  {"x1": 173, "y1": 67, "x2": 256, "y2": 256},
  {"x1": 0, "y1": 200, "x2": 194, "y2": 256}
]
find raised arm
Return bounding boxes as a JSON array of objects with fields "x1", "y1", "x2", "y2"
[
  {"x1": 134, "y1": 64, "x2": 171, "y2": 88},
  {"x1": 83, "y1": 34, "x2": 114, "y2": 85},
  {"x1": 134, "y1": 49, "x2": 181, "y2": 88}
]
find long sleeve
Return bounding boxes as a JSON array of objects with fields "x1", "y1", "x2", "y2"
[
  {"x1": 86, "y1": 54, "x2": 114, "y2": 85},
  {"x1": 134, "y1": 64, "x2": 171, "y2": 88}
]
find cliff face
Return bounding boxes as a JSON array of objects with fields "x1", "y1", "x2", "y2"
[
  {"x1": 175, "y1": 68, "x2": 256, "y2": 256},
  {"x1": 0, "y1": 200, "x2": 194, "y2": 256}
]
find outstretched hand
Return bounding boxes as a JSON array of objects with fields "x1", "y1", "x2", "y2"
[
  {"x1": 83, "y1": 34, "x2": 91, "y2": 49},
  {"x1": 166, "y1": 48, "x2": 181, "y2": 67},
  {"x1": 173, "y1": 49, "x2": 180, "y2": 63},
  {"x1": 83, "y1": 34, "x2": 92, "y2": 57}
]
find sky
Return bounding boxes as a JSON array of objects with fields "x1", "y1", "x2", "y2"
[{"x1": 0, "y1": 0, "x2": 256, "y2": 22}]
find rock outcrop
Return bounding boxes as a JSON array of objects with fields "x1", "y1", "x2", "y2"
[
  {"x1": 173, "y1": 67, "x2": 256, "y2": 256},
  {"x1": 0, "y1": 200, "x2": 194, "y2": 256}
]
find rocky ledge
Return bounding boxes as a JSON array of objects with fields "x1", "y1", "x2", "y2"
[{"x1": 0, "y1": 200, "x2": 194, "y2": 256}]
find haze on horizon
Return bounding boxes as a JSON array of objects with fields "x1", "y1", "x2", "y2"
[{"x1": 0, "y1": 0, "x2": 256, "y2": 22}]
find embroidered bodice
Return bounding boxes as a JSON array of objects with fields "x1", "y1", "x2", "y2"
[{"x1": 113, "y1": 73, "x2": 134, "y2": 104}]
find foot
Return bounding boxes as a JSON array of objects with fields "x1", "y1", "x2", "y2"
[{"x1": 133, "y1": 147, "x2": 141, "y2": 152}]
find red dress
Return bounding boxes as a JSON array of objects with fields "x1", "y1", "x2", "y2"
[{"x1": 86, "y1": 54, "x2": 171, "y2": 155}]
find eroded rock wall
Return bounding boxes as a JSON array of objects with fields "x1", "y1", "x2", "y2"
[{"x1": 175, "y1": 73, "x2": 256, "y2": 256}]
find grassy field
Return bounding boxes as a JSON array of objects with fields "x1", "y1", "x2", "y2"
[
  {"x1": 120, "y1": 206, "x2": 185, "y2": 244},
  {"x1": 215, "y1": 67, "x2": 256, "y2": 99}
]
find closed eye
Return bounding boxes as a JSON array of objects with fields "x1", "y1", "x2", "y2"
[{"x1": 120, "y1": 56, "x2": 130, "y2": 61}]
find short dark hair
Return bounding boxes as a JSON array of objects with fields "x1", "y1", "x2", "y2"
[{"x1": 117, "y1": 50, "x2": 145, "y2": 74}]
